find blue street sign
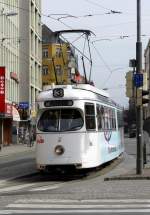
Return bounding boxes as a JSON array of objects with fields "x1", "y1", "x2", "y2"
[
  {"x1": 19, "y1": 102, "x2": 29, "y2": 109},
  {"x1": 133, "y1": 73, "x2": 143, "y2": 87}
]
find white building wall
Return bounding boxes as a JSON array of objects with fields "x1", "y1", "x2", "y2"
[
  {"x1": 0, "y1": 0, "x2": 19, "y2": 104},
  {"x1": 19, "y1": 0, "x2": 42, "y2": 118}
]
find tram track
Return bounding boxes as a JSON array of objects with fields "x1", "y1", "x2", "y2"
[
  {"x1": 7, "y1": 153, "x2": 124, "y2": 184},
  {"x1": 0, "y1": 154, "x2": 124, "y2": 197}
]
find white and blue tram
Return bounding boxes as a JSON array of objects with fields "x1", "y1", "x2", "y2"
[{"x1": 36, "y1": 84, "x2": 124, "y2": 171}]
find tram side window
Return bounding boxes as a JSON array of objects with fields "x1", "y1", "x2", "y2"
[
  {"x1": 112, "y1": 109, "x2": 116, "y2": 129},
  {"x1": 85, "y1": 103, "x2": 96, "y2": 130},
  {"x1": 96, "y1": 105, "x2": 116, "y2": 131},
  {"x1": 117, "y1": 110, "x2": 123, "y2": 128},
  {"x1": 96, "y1": 104, "x2": 102, "y2": 130}
]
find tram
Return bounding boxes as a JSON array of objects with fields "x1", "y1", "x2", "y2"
[{"x1": 35, "y1": 84, "x2": 124, "y2": 171}]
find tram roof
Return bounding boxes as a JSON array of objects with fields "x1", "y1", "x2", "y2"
[
  {"x1": 39, "y1": 84, "x2": 109, "y2": 98},
  {"x1": 37, "y1": 84, "x2": 122, "y2": 109}
]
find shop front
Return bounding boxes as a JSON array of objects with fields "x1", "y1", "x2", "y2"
[{"x1": 0, "y1": 103, "x2": 13, "y2": 148}]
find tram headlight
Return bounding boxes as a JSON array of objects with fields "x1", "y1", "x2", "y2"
[{"x1": 54, "y1": 145, "x2": 64, "y2": 155}]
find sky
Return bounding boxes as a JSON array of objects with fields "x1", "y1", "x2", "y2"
[{"x1": 41, "y1": 0, "x2": 150, "y2": 107}]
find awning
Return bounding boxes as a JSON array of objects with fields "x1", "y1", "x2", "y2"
[{"x1": 12, "y1": 106, "x2": 20, "y2": 121}]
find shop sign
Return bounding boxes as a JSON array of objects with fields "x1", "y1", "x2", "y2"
[
  {"x1": 0, "y1": 67, "x2": 5, "y2": 113},
  {"x1": 19, "y1": 102, "x2": 29, "y2": 109}
]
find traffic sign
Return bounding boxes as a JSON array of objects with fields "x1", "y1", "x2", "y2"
[
  {"x1": 133, "y1": 73, "x2": 143, "y2": 87},
  {"x1": 19, "y1": 102, "x2": 29, "y2": 109}
]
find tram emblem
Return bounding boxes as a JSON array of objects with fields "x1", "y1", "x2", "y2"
[
  {"x1": 104, "y1": 130, "x2": 112, "y2": 142},
  {"x1": 103, "y1": 111, "x2": 112, "y2": 143}
]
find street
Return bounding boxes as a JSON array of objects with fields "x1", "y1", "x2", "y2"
[{"x1": 0, "y1": 137, "x2": 150, "y2": 214}]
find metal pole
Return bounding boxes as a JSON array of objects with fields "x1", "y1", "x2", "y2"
[{"x1": 136, "y1": 0, "x2": 143, "y2": 174}]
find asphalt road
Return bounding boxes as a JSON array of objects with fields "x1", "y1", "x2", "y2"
[{"x1": 0, "y1": 137, "x2": 149, "y2": 214}]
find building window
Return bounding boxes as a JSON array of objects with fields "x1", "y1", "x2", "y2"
[
  {"x1": 42, "y1": 66, "x2": 48, "y2": 75},
  {"x1": 56, "y1": 47, "x2": 62, "y2": 58},
  {"x1": 42, "y1": 48, "x2": 48, "y2": 58},
  {"x1": 55, "y1": 65, "x2": 62, "y2": 76}
]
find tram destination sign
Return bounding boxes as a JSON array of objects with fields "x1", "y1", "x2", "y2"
[
  {"x1": 53, "y1": 88, "x2": 64, "y2": 98},
  {"x1": 44, "y1": 100, "x2": 73, "y2": 107}
]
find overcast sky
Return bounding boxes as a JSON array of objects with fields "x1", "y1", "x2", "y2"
[{"x1": 41, "y1": 0, "x2": 150, "y2": 107}]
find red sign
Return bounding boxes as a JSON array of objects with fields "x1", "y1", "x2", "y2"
[{"x1": 0, "y1": 67, "x2": 5, "y2": 113}]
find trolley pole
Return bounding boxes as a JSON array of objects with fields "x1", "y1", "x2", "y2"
[{"x1": 136, "y1": 0, "x2": 143, "y2": 174}]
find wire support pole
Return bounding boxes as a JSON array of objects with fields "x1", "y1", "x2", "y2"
[{"x1": 136, "y1": 0, "x2": 143, "y2": 175}]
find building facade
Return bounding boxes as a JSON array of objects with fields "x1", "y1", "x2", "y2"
[
  {"x1": 19, "y1": 0, "x2": 42, "y2": 119},
  {"x1": 42, "y1": 25, "x2": 78, "y2": 87},
  {"x1": 0, "y1": 0, "x2": 19, "y2": 146}
]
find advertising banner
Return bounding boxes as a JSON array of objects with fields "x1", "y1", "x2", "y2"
[{"x1": 0, "y1": 67, "x2": 5, "y2": 114}]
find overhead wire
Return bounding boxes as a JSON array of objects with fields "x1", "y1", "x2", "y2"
[
  {"x1": 0, "y1": 0, "x2": 144, "y2": 88},
  {"x1": 84, "y1": 0, "x2": 115, "y2": 11}
]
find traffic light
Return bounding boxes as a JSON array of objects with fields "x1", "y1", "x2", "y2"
[
  {"x1": 125, "y1": 71, "x2": 134, "y2": 98},
  {"x1": 136, "y1": 88, "x2": 149, "y2": 106}
]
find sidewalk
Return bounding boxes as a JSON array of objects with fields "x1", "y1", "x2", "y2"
[
  {"x1": 0, "y1": 143, "x2": 35, "y2": 158},
  {"x1": 104, "y1": 152, "x2": 150, "y2": 180}
]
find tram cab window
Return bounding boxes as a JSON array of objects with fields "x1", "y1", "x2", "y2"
[
  {"x1": 37, "y1": 108, "x2": 83, "y2": 132},
  {"x1": 37, "y1": 110, "x2": 59, "y2": 132},
  {"x1": 85, "y1": 103, "x2": 96, "y2": 130},
  {"x1": 60, "y1": 109, "x2": 83, "y2": 131}
]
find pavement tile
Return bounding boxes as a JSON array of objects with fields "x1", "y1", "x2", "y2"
[{"x1": 0, "y1": 143, "x2": 35, "y2": 158}]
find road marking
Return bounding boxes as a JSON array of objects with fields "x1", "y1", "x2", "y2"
[
  {"x1": 29, "y1": 183, "x2": 63, "y2": 191},
  {"x1": 0, "y1": 183, "x2": 35, "y2": 192},
  {"x1": 5, "y1": 199, "x2": 150, "y2": 214},
  {"x1": 6, "y1": 203, "x2": 150, "y2": 209},
  {"x1": 3, "y1": 209, "x2": 150, "y2": 214},
  {"x1": 29, "y1": 185, "x2": 59, "y2": 191},
  {"x1": 15, "y1": 198, "x2": 150, "y2": 203}
]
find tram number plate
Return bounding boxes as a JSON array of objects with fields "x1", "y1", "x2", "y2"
[{"x1": 53, "y1": 88, "x2": 64, "y2": 98}]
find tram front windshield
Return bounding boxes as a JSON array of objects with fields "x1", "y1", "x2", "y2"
[{"x1": 37, "y1": 109, "x2": 83, "y2": 132}]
